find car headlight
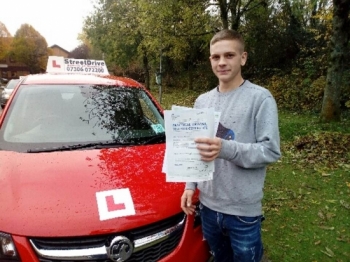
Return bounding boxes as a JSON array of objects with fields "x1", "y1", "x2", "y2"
[{"x1": 0, "y1": 232, "x2": 20, "y2": 261}]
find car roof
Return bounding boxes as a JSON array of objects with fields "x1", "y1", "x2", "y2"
[{"x1": 20, "y1": 73, "x2": 144, "y2": 88}]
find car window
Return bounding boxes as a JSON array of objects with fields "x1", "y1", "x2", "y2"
[
  {"x1": 0, "y1": 84, "x2": 165, "y2": 152},
  {"x1": 5, "y1": 79, "x2": 20, "y2": 89}
]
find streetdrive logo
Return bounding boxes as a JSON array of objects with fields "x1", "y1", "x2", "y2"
[
  {"x1": 46, "y1": 56, "x2": 109, "y2": 75},
  {"x1": 96, "y1": 188, "x2": 136, "y2": 221}
]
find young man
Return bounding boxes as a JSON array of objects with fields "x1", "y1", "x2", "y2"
[{"x1": 180, "y1": 29, "x2": 281, "y2": 262}]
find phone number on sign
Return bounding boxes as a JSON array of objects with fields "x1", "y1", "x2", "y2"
[{"x1": 66, "y1": 67, "x2": 105, "y2": 73}]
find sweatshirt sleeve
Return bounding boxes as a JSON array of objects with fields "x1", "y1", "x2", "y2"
[
  {"x1": 185, "y1": 182, "x2": 197, "y2": 191},
  {"x1": 218, "y1": 96, "x2": 281, "y2": 168}
]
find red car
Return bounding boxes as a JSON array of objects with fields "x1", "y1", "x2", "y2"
[{"x1": 0, "y1": 57, "x2": 210, "y2": 262}]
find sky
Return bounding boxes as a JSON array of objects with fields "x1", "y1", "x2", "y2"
[{"x1": 0, "y1": 0, "x2": 96, "y2": 52}]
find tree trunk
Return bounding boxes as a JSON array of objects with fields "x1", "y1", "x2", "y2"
[
  {"x1": 229, "y1": 0, "x2": 240, "y2": 30},
  {"x1": 142, "y1": 54, "x2": 150, "y2": 91},
  {"x1": 320, "y1": 0, "x2": 350, "y2": 122},
  {"x1": 188, "y1": 65, "x2": 193, "y2": 90},
  {"x1": 218, "y1": 0, "x2": 229, "y2": 29}
]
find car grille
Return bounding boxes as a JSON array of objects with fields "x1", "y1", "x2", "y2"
[{"x1": 29, "y1": 213, "x2": 185, "y2": 262}]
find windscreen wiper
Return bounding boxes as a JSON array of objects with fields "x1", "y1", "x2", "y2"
[
  {"x1": 141, "y1": 134, "x2": 166, "y2": 145},
  {"x1": 27, "y1": 141, "x2": 133, "y2": 153}
]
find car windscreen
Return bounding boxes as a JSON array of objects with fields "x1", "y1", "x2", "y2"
[{"x1": 0, "y1": 84, "x2": 165, "y2": 152}]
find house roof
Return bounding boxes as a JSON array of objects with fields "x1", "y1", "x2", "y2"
[{"x1": 49, "y1": 44, "x2": 70, "y2": 54}]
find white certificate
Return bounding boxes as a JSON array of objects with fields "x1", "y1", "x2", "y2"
[
  {"x1": 172, "y1": 105, "x2": 221, "y2": 133},
  {"x1": 163, "y1": 108, "x2": 217, "y2": 182}
]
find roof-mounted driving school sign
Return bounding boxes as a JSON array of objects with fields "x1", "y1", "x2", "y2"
[{"x1": 46, "y1": 56, "x2": 109, "y2": 75}]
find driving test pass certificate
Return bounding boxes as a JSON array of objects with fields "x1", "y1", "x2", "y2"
[{"x1": 164, "y1": 108, "x2": 216, "y2": 182}]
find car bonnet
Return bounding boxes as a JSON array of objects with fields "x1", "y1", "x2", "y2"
[{"x1": 0, "y1": 144, "x2": 185, "y2": 237}]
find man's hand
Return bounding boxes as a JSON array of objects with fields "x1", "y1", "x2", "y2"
[
  {"x1": 181, "y1": 189, "x2": 196, "y2": 215},
  {"x1": 195, "y1": 137, "x2": 222, "y2": 162}
]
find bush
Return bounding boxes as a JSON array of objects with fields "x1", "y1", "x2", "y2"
[{"x1": 267, "y1": 71, "x2": 350, "y2": 113}]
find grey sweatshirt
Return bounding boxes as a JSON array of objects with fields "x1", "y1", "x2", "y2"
[{"x1": 185, "y1": 80, "x2": 281, "y2": 216}]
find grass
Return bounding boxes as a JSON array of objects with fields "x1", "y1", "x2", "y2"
[
  {"x1": 152, "y1": 87, "x2": 350, "y2": 262},
  {"x1": 263, "y1": 112, "x2": 350, "y2": 262}
]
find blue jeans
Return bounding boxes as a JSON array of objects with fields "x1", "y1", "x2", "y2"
[{"x1": 199, "y1": 204, "x2": 264, "y2": 262}]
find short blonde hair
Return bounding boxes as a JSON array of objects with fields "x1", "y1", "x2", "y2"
[{"x1": 210, "y1": 29, "x2": 245, "y2": 52}]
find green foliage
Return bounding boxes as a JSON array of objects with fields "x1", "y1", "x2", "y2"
[
  {"x1": 11, "y1": 24, "x2": 48, "y2": 74},
  {"x1": 150, "y1": 85, "x2": 199, "y2": 110},
  {"x1": 69, "y1": 43, "x2": 91, "y2": 59},
  {"x1": 267, "y1": 69, "x2": 350, "y2": 113},
  {"x1": 0, "y1": 22, "x2": 12, "y2": 59},
  {"x1": 84, "y1": 0, "x2": 213, "y2": 89},
  {"x1": 83, "y1": 0, "x2": 350, "y2": 118},
  {"x1": 278, "y1": 110, "x2": 350, "y2": 141},
  {"x1": 84, "y1": 0, "x2": 141, "y2": 69}
]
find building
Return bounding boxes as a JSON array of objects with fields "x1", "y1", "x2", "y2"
[
  {"x1": 0, "y1": 37, "x2": 30, "y2": 80},
  {"x1": 0, "y1": 56, "x2": 30, "y2": 81},
  {"x1": 0, "y1": 43, "x2": 70, "y2": 81},
  {"x1": 49, "y1": 45, "x2": 70, "y2": 58}
]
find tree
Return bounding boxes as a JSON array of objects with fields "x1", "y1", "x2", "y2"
[
  {"x1": 77, "y1": 31, "x2": 104, "y2": 60},
  {"x1": 320, "y1": 0, "x2": 350, "y2": 121},
  {"x1": 84, "y1": 0, "x2": 144, "y2": 81},
  {"x1": 0, "y1": 21, "x2": 11, "y2": 37},
  {"x1": 137, "y1": 0, "x2": 213, "y2": 89},
  {"x1": 84, "y1": 0, "x2": 213, "y2": 90},
  {"x1": 0, "y1": 22, "x2": 12, "y2": 59},
  {"x1": 11, "y1": 24, "x2": 48, "y2": 74},
  {"x1": 211, "y1": 0, "x2": 269, "y2": 30},
  {"x1": 69, "y1": 43, "x2": 91, "y2": 59}
]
